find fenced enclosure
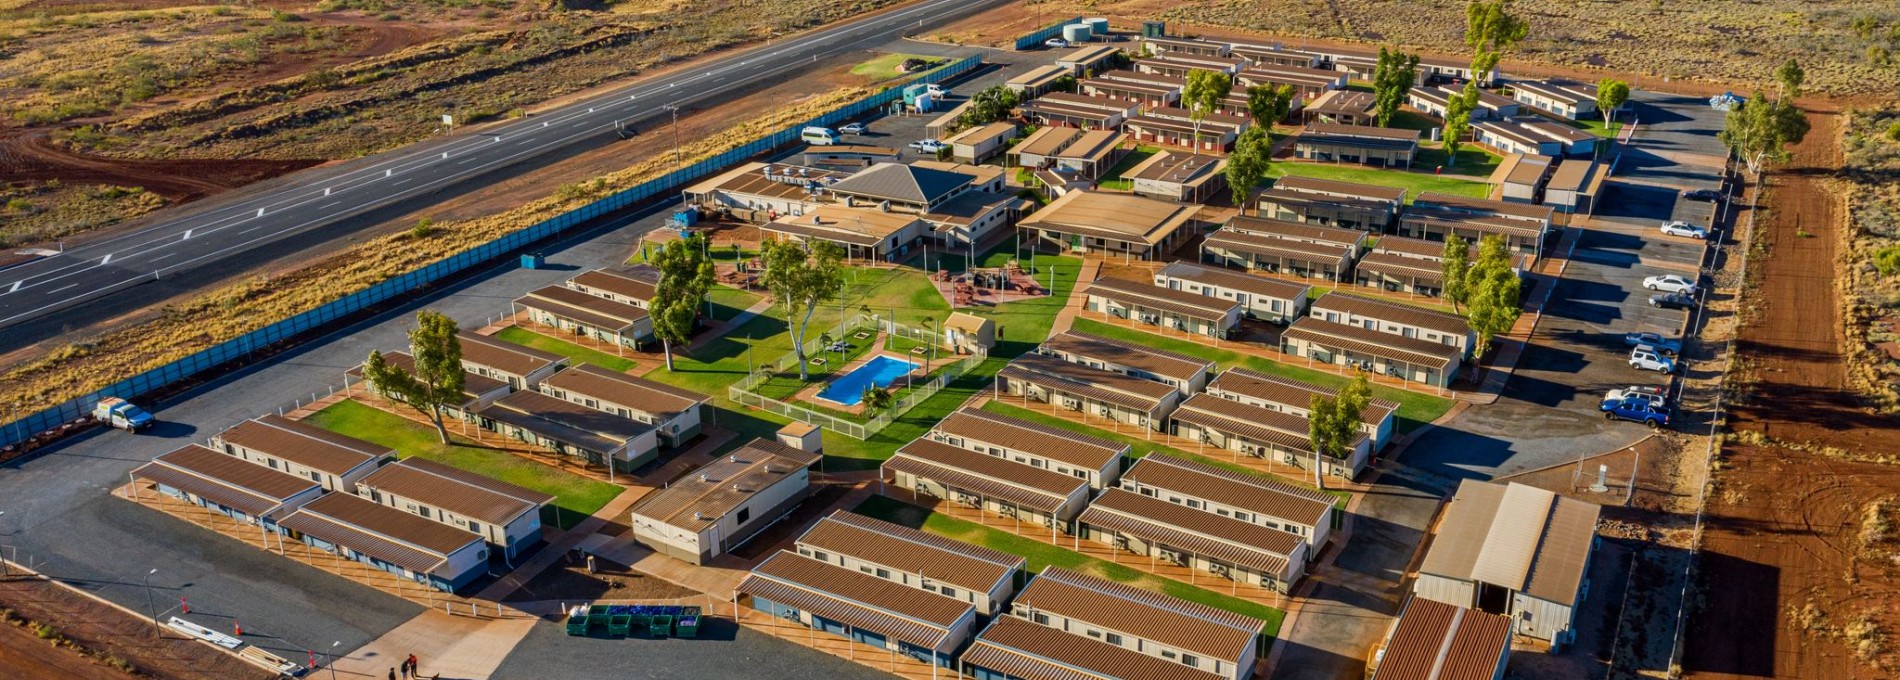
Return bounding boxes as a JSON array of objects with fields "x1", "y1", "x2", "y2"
[
  {"x1": 1013, "y1": 16, "x2": 1083, "y2": 50},
  {"x1": 727, "y1": 314, "x2": 987, "y2": 439}
]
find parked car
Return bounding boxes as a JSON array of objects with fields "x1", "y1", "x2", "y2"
[
  {"x1": 1605, "y1": 385, "x2": 1668, "y2": 409},
  {"x1": 1601, "y1": 397, "x2": 1671, "y2": 429},
  {"x1": 1659, "y1": 221, "x2": 1710, "y2": 239},
  {"x1": 1045, "y1": 38, "x2": 1070, "y2": 48},
  {"x1": 1623, "y1": 332, "x2": 1683, "y2": 356},
  {"x1": 1681, "y1": 188, "x2": 1724, "y2": 202},
  {"x1": 1643, "y1": 274, "x2": 1699, "y2": 295},
  {"x1": 908, "y1": 139, "x2": 945, "y2": 153},
  {"x1": 1649, "y1": 292, "x2": 1698, "y2": 310},
  {"x1": 1630, "y1": 347, "x2": 1677, "y2": 373},
  {"x1": 839, "y1": 122, "x2": 867, "y2": 135}
]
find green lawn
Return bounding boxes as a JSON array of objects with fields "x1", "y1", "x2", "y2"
[
  {"x1": 1387, "y1": 110, "x2": 1439, "y2": 133},
  {"x1": 707, "y1": 284, "x2": 764, "y2": 323},
  {"x1": 1067, "y1": 318, "x2": 1454, "y2": 433},
  {"x1": 850, "y1": 53, "x2": 939, "y2": 81},
  {"x1": 1267, "y1": 161, "x2": 1491, "y2": 202},
  {"x1": 853, "y1": 495, "x2": 1284, "y2": 640},
  {"x1": 495, "y1": 326, "x2": 640, "y2": 373},
  {"x1": 1410, "y1": 143, "x2": 1503, "y2": 178},
  {"x1": 1096, "y1": 145, "x2": 1159, "y2": 191},
  {"x1": 304, "y1": 400, "x2": 623, "y2": 530}
]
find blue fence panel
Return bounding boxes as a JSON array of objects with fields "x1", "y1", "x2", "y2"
[{"x1": 1013, "y1": 17, "x2": 1081, "y2": 50}]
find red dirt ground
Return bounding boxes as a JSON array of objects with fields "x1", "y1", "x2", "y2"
[
  {"x1": 0, "y1": 130, "x2": 320, "y2": 203},
  {"x1": 0, "y1": 576, "x2": 274, "y2": 680},
  {"x1": 1683, "y1": 110, "x2": 1900, "y2": 679}
]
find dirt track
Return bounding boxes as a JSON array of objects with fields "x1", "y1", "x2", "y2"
[
  {"x1": 0, "y1": 576, "x2": 273, "y2": 680},
  {"x1": 0, "y1": 131, "x2": 320, "y2": 204}
]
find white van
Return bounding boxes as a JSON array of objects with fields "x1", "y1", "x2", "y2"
[{"x1": 801, "y1": 126, "x2": 840, "y2": 145}]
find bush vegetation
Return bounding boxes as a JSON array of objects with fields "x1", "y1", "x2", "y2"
[{"x1": 1841, "y1": 105, "x2": 1900, "y2": 410}]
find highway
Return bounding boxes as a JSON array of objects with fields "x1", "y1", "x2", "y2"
[{"x1": 0, "y1": 0, "x2": 1006, "y2": 346}]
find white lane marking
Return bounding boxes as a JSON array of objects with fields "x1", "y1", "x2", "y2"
[
  {"x1": 47, "y1": 283, "x2": 77, "y2": 295},
  {"x1": 99, "y1": 254, "x2": 111, "y2": 265},
  {"x1": 320, "y1": 201, "x2": 340, "y2": 209},
  {"x1": 392, "y1": 178, "x2": 412, "y2": 186}
]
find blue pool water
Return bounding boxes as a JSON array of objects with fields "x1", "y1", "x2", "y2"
[{"x1": 817, "y1": 355, "x2": 920, "y2": 405}]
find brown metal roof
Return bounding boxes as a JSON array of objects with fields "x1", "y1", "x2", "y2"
[
  {"x1": 739, "y1": 551, "x2": 969, "y2": 648},
  {"x1": 1124, "y1": 452, "x2": 1334, "y2": 528},
  {"x1": 279, "y1": 493, "x2": 482, "y2": 574},
  {"x1": 1272, "y1": 175, "x2": 1407, "y2": 203},
  {"x1": 998, "y1": 353, "x2": 1177, "y2": 412},
  {"x1": 963, "y1": 615, "x2": 1228, "y2": 680},
  {"x1": 1204, "y1": 228, "x2": 1355, "y2": 265},
  {"x1": 513, "y1": 285, "x2": 649, "y2": 333},
  {"x1": 1303, "y1": 122, "x2": 1420, "y2": 141},
  {"x1": 1307, "y1": 90, "x2": 1377, "y2": 116},
  {"x1": 1173, "y1": 393, "x2": 1368, "y2": 459},
  {"x1": 1014, "y1": 566, "x2": 1263, "y2": 661},
  {"x1": 568, "y1": 266, "x2": 658, "y2": 303},
  {"x1": 1082, "y1": 77, "x2": 1180, "y2": 99},
  {"x1": 1419, "y1": 480, "x2": 1599, "y2": 607},
  {"x1": 134, "y1": 444, "x2": 322, "y2": 517},
  {"x1": 1041, "y1": 330, "x2": 1212, "y2": 383},
  {"x1": 359, "y1": 458, "x2": 551, "y2": 526},
  {"x1": 1126, "y1": 113, "x2": 1246, "y2": 136},
  {"x1": 1226, "y1": 215, "x2": 1367, "y2": 249},
  {"x1": 1212, "y1": 367, "x2": 1399, "y2": 426},
  {"x1": 1412, "y1": 192, "x2": 1554, "y2": 222},
  {"x1": 1126, "y1": 151, "x2": 1223, "y2": 185},
  {"x1": 1156, "y1": 261, "x2": 1311, "y2": 302},
  {"x1": 457, "y1": 331, "x2": 563, "y2": 378},
  {"x1": 1094, "y1": 69, "x2": 1186, "y2": 87},
  {"x1": 629, "y1": 438, "x2": 820, "y2": 530},
  {"x1": 1080, "y1": 489, "x2": 1296, "y2": 578},
  {"x1": 1085, "y1": 276, "x2": 1240, "y2": 321},
  {"x1": 1282, "y1": 317, "x2": 1463, "y2": 369},
  {"x1": 1015, "y1": 126, "x2": 1083, "y2": 158},
  {"x1": 800, "y1": 511, "x2": 1022, "y2": 594},
  {"x1": 214, "y1": 415, "x2": 392, "y2": 478},
  {"x1": 540, "y1": 364, "x2": 707, "y2": 420},
  {"x1": 1018, "y1": 190, "x2": 1200, "y2": 247},
  {"x1": 884, "y1": 439, "x2": 1086, "y2": 513},
  {"x1": 1371, "y1": 597, "x2": 1513, "y2": 680},
  {"x1": 1400, "y1": 206, "x2": 1547, "y2": 239},
  {"x1": 347, "y1": 352, "x2": 505, "y2": 408},
  {"x1": 1056, "y1": 45, "x2": 1121, "y2": 66},
  {"x1": 1311, "y1": 291, "x2": 1471, "y2": 337},
  {"x1": 479, "y1": 390, "x2": 653, "y2": 452},
  {"x1": 1372, "y1": 234, "x2": 1457, "y2": 259},
  {"x1": 1355, "y1": 251, "x2": 1446, "y2": 281},
  {"x1": 932, "y1": 408, "x2": 1127, "y2": 472},
  {"x1": 1056, "y1": 130, "x2": 1123, "y2": 162}
]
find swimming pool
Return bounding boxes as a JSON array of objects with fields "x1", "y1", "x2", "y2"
[{"x1": 816, "y1": 355, "x2": 920, "y2": 406}]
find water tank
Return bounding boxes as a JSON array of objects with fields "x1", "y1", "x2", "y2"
[
  {"x1": 1062, "y1": 23, "x2": 1092, "y2": 43},
  {"x1": 1084, "y1": 18, "x2": 1109, "y2": 35},
  {"x1": 1142, "y1": 21, "x2": 1166, "y2": 38}
]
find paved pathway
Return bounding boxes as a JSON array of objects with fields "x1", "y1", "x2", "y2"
[
  {"x1": 686, "y1": 295, "x2": 778, "y2": 353},
  {"x1": 330, "y1": 613, "x2": 536, "y2": 679},
  {"x1": 1047, "y1": 259, "x2": 1099, "y2": 336}
]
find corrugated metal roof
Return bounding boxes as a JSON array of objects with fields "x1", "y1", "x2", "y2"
[
  {"x1": 1224, "y1": 216, "x2": 1367, "y2": 249},
  {"x1": 1080, "y1": 489, "x2": 1297, "y2": 577},
  {"x1": 1211, "y1": 367, "x2": 1399, "y2": 427},
  {"x1": 1085, "y1": 276, "x2": 1240, "y2": 321},
  {"x1": 1419, "y1": 480, "x2": 1599, "y2": 607},
  {"x1": 998, "y1": 353, "x2": 1176, "y2": 413},
  {"x1": 514, "y1": 285, "x2": 649, "y2": 332},
  {"x1": 457, "y1": 331, "x2": 563, "y2": 378},
  {"x1": 569, "y1": 266, "x2": 658, "y2": 302},
  {"x1": 280, "y1": 493, "x2": 482, "y2": 574},
  {"x1": 629, "y1": 438, "x2": 820, "y2": 530},
  {"x1": 1015, "y1": 126, "x2": 1083, "y2": 158},
  {"x1": 884, "y1": 439, "x2": 1085, "y2": 513},
  {"x1": 347, "y1": 352, "x2": 504, "y2": 408},
  {"x1": 541, "y1": 364, "x2": 706, "y2": 420},
  {"x1": 213, "y1": 415, "x2": 392, "y2": 477},
  {"x1": 739, "y1": 551, "x2": 968, "y2": 648},
  {"x1": 1273, "y1": 175, "x2": 1407, "y2": 203},
  {"x1": 1203, "y1": 228, "x2": 1354, "y2": 265},
  {"x1": 1173, "y1": 394, "x2": 1324, "y2": 456},
  {"x1": 1124, "y1": 453, "x2": 1333, "y2": 528},
  {"x1": 932, "y1": 408, "x2": 1126, "y2": 471},
  {"x1": 1371, "y1": 597, "x2": 1512, "y2": 680},
  {"x1": 826, "y1": 162, "x2": 973, "y2": 205},
  {"x1": 1017, "y1": 190, "x2": 1199, "y2": 246},
  {"x1": 1015, "y1": 566, "x2": 1263, "y2": 661},
  {"x1": 799, "y1": 511, "x2": 1021, "y2": 594},
  {"x1": 478, "y1": 390, "x2": 652, "y2": 452},
  {"x1": 963, "y1": 615, "x2": 1227, "y2": 680},
  {"x1": 134, "y1": 444, "x2": 321, "y2": 517},
  {"x1": 1356, "y1": 252, "x2": 1445, "y2": 281},
  {"x1": 1412, "y1": 192, "x2": 1554, "y2": 222},
  {"x1": 1282, "y1": 318, "x2": 1462, "y2": 369},
  {"x1": 359, "y1": 458, "x2": 550, "y2": 526},
  {"x1": 1041, "y1": 330, "x2": 1212, "y2": 383},
  {"x1": 1310, "y1": 291, "x2": 1470, "y2": 337},
  {"x1": 1157, "y1": 261, "x2": 1311, "y2": 302}
]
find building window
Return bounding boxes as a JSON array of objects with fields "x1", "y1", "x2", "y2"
[
  {"x1": 1182, "y1": 655, "x2": 1200, "y2": 668},
  {"x1": 940, "y1": 587, "x2": 956, "y2": 598},
  {"x1": 1086, "y1": 629, "x2": 1102, "y2": 639},
  {"x1": 876, "y1": 568, "x2": 891, "y2": 579},
  {"x1": 1033, "y1": 613, "x2": 1050, "y2": 625},
  {"x1": 1105, "y1": 633, "x2": 1122, "y2": 645},
  {"x1": 736, "y1": 507, "x2": 751, "y2": 524}
]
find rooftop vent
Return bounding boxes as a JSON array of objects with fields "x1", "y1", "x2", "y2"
[{"x1": 699, "y1": 473, "x2": 709, "y2": 482}]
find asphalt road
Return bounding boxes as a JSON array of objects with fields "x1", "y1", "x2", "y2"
[{"x1": 0, "y1": 0, "x2": 1007, "y2": 347}]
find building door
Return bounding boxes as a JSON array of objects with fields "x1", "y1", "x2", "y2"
[{"x1": 1476, "y1": 581, "x2": 1511, "y2": 615}]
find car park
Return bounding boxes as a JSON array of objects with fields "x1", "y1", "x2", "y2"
[
  {"x1": 1630, "y1": 347, "x2": 1677, "y2": 373},
  {"x1": 1659, "y1": 221, "x2": 1709, "y2": 239},
  {"x1": 1623, "y1": 332, "x2": 1683, "y2": 356},
  {"x1": 1681, "y1": 188, "x2": 1724, "y2": 201},
  {"x1": 838, "y1": 123, "x2": 867, "y2": 135},
  {"x1": 1605, "y1": 385, "x2": 1668, "y2": 409},
  {"x1": 1649, "y1": 292, "x2": 1698, "y2": 310},
  {"x1": 1643, "y1": 274, "x2": 1699, "y2": 294},
  {"x1": 908, "y1": 139, "x2": 945, "y2": 153},
  {"x1": 1045, "y1": 38, "x2": 1069, "y2": 48},
  {"x1": 1601, "y1": 397, "x2": 1671, "y2": 429}
]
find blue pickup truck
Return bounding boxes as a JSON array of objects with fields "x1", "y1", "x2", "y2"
[{"x1": 1600, "y1": 397, "x2": 1670, "y2": 429}]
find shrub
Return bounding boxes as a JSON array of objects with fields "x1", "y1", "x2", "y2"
[
  {"x1": 1876, "y1": 245, "x2": 1900, "y2": 276},
  {"x1": 410, "y1": 217, "x2": 438, "y2": 239},
  {"x1": 5, "y1": 198, "x2": 31, "y2": 212},
  {"x1": 1887, "y1": 121, "x2": 1900, "y2": 142},
  {"x1": 32, "y1": 622, "x2": 56, "y2": 639}
]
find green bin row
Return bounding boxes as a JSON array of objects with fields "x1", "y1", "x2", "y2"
[{"x1": 563, "y1": 604, "x2": 703, "y2": 638}]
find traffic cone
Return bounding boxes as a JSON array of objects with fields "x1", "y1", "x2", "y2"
[
  {"x1": 180, "y1": 595, "x2": 189, "y2": 614},
  {"x1": 233, "y1": 622, "x2": 243, "y2": 637}
]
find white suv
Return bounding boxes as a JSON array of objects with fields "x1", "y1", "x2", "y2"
[
  {"x1": 1643, "y1": 274, "x2": 1698, "y2": 294},
  {"x1": 1629, "y1": 347, "x2": 1677, "y2": 373}
]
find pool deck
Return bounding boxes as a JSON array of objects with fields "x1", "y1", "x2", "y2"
[{"x1": 792, "y1": 337, "x2": 927, "y2": 415}]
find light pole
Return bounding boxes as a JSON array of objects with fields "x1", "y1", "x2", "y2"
[
  {"x1": 326, "y1": 641, "x2": 341, "y2": 680},
  {"x1": 142, "y1": 568, "x2": 159, "y2": 633},
  {"x1": 662, "y1": 104, "x2": 683, "y2": 172}
]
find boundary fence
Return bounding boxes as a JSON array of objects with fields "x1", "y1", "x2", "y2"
[
  {"x1": 0, "y1": 56, "x2": 982, "y2": 450},
  {"x1": 728, "y1": 314, "x2": 985, "y2": 439},
  {"x1": 1013, "y1": 16, "x2": 1081, "y2": 51}
]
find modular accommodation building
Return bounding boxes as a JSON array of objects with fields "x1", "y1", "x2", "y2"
[
  {"x1": 1084, "y1": 275, "x2": 1243, "y2": 338},
  {"x1": 539, "y1": 363, "x2": 710, "y2": 449},
  {"x1": 1302, "y1": 90, "x2": 1378, "y2": 126},
  {"x1": 1403, "y1": 192, "x2": 1554, "y2": 259},
  {"x1": 1019, "y1": 190, "x2": 1202, "y2": 260},
  {"x1": 761, "y1": 205, "x2": 930, "y2": 263},
  {"x1": 1415, "y1": 56, "x2": 1499, "y2": 87},
  {"x1": 1369, "y1": 596, "x2": 1513, "y2": 680},
  {"x1": 629, "y1": 438, "x2": 822, "y2": 565},
  {"x1": 457, "y1": 331, "x2": 565, "y2": 391},
  {"x1": 1019, "y1": 93, "x2": 1139, "y2": 129},
  {"x1": 1056, "y1": 44, "x2": 1122, "y2": 76},
  {"x1": 280, "y1": 492, "x2": 489, "y2": 592},
  {"x1": 1039, "y1": 330, "x2": 1216, "y2": 396},
  {"x1": 921, "y1": 191, "x2": 1028, "y2": 251},
  {"x1": 208, "y1": 415, "x2": 395, "y2": 493},
  {"x1": 1415, "y1": 480, "x2": 1601, "y2": 648},
  {"x1": 996, "y1": 353, "x2": 1183, "y2": 432},
  {"x1": 1202, "y1": 227, "x2": 1355, "y2": 282},
  {"x1": 1171, "y1": 391, "x2": 1372, "y2": 479},
  {"x1": 739, "y1": 550, "x2": 977, "y2": 668},
  {"x1": 1256, "y1": 175, "x2": 1405, "y2": 231},
  {"x1": 1154, "y1": 261, "x2": 1312, "y2": 324},
  {"x1": 941, "y1": 312, "x2": 997, "y2": 356},
  {"x1": 1292, "y1": 123, "x2": 1420, "y2": 168},
  {"x1": 883, "y1": 438, "x2": 1094, "y2": 533},
  {"x1": 348, "y1": 352, "x2": 511, "y2": 423},
  {"x1": 1236, "y1": 64, "x2": 1347, "y2": 102},
  {"x1": 1010, "y1": 126, "x2": 1082, "y2": 169},
  {"x1": 925, "y1": 100, "x2": 974, "y2": 140},
  {"x1": 356, "y1": 457, "x2": 552, "y2": 561},
  {"x1": 1126, "y1": 107, "x2": 1249, "y2": 153},
  {"x1": 966, "y1": 568, "x2": 1267, "y2": 680},
  {"x1": 802, "y1": 145, "x2": 900, "y2": 170},
  {"x1": 513, "y1": 285, "x2": 654, "y2": 349},
  {"x1": 134, "y1": 444, "x2": 325, "y2": 532},
  {"x1": 1135, "y1": 54, "x2": 1245, "y2": 78},
  {"x1": 795, "y1": 510, "x2": 1025, "y2": 618},
  {"x1": 1079, "y1": 73, "x2": 1181, "y2": 108},
  {"x1": 1475, "y1": 117, "x2": 1597, "y2": 157},
  {"x1": 1281, "y1": 317, "x2": 1464, "y2": 389},
  {"x1": 1510, "y1": 79, "x2": 1599, "y2": 120},
  {"x1": 926, "y1": 407, "x2": 1129, "y2": 490},
  {"x1": 1407, "y1": 85, "x2": 1519, "y2": 121},
  {"x1": 679, "y1": 162, "x2": 841, "y2": 219},
  {"x1": 827, "y1": 162, "x2": 980, "y2": 214},
  {"x1": 1011, "y1": 128, "x2": 1124, "y2": 180},
  {"x1": 1228, "y1": 43, "x2": 1323, "y2": 69},
  {"x1": 1490, "y1": 152, "x2": 1557, "y2": 205},
  {"x1": 1223, "y1": 215, "x2": 1370, "y2": 258},
  {"x1": 909, "y1": 160, "x2": 1008, "y2": 195},
  {"x1": 1142, "y1": 36, "x2": 1232, "y2": 59},
  {"x1": 1208, "y1": 366, "x2": 1399, "y2": 451},
  {"x1": 943, "y1": 122, "x2": 1020, "y2": 164},
  {"x1": 1543, "y1": 158, "x2": 1606, "y2": 214},
  {"x1": 1124, "y1": 150, "x2": 1227, "y2": 204},
  {"x1": 476, "y1": 390, "x2": 657, "y2": 472},
  {"x1": 1080, "y1": 487, "x2": 1309, "y2": 593},
  {"x1": 1005, "y1": 64, "x2": 1071, "y2": 98},
  {"x1": 1352, "y1": 236, "x2": 1463, "y2": 296},
  {"x1": 1119, "y1": 452, "x2": 1337, "y2": 555},
  {"x1": 1310, "y1": 291, "x2": 1476, "y2": 356},
  {"x1": 566, "y1": 265, "x2": 658, "y2": 308}
]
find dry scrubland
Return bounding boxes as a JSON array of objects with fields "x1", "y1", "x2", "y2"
[
  {"x1": 0, "y1": 182, "x2": 164, "y2": 248},
  {"x1": 0, "y1": 86, "x2": 874, "y2": 421},
  {"x1": 994, "y1": 0, "x2": 1900, "y2": 96},
  {"x1": 1840, "y1": 107, "x2": 1900, "y2": 410}
]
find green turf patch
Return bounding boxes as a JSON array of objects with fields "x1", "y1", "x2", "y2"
[
  {"x1": 494, "y1": 326, "x2": 639, "y2": 373},
  {"x1": 304, "y1": 400, "x2": 623, "y2": 530},
  {"x1": 1267, "y1": 160, "x2": 1492, "y2": 202},
  {"x1": 1410, "y1": 143, "x2": 1505, "y2": 179},
  {"x1": 850, "y1": 53, "x2": 940, "y2": 81},
  {"x1": 853, "y1": 495, "x2": 1284, "y2": 641},
  {"x1": 1095, "y1": 145, "x2": 1159, "y2": 191}
]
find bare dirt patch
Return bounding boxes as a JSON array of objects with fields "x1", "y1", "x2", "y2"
[
  {"x1": 501, "y1": 555, "x2": 700, "y2": 604},
  {"x1": 0, "y1": 130, "x2": 319, "y2": 203},
  {"x1": 0, "y1": 575, "x2": 275, "y2": 680}
]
